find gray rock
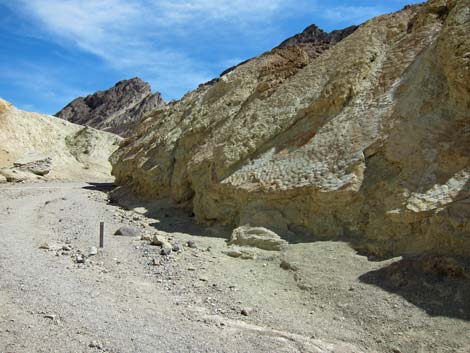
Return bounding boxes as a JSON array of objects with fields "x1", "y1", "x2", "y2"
[
  {"x1": 14, "y1": 154, "x2": 52, "y2": 176},
  {"x1": 150, "y1": 233, "x2": 167, "y2": 246},
  {"x1": 75, "y1": 255, "x2": 86, "y2": 264},
  {"x1": 115, "y1": 226, "x2": 140, "y2": 237},
  {"x1": 223, "y1": 249, "x2": 242, "y2": 258},
  {"x1": 86, "y1": 246, "x2": 98, "y2": 257},
  {"x1": 187, "y1": 240, "x2": 197, "y2": 249},
  {"x1": 160, "y1": 242, "x2": 172, "y2": 256},
  {"x1": 229, "y1": 226, "x2": 288, "y2": 251},
  {"x1": 172, "y1": 242, "x2": 181, "y2": 252},
  {"x1": 280, "y1": 259, "x2": 299, "y2": 271},
  {"x1": 0, "y1": 168, "x2": 33, "y2": 182},
  {"x1": 241, "y1": 308, "x2": 254, "y2": 316},
  {"x1": 55, "y1": 78, "x2": 165, "y2": 137}
]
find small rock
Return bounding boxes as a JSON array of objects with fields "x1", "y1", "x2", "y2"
[
  {"x1": 75, "y1": 255, "x2": 86, "y2": 264},
  {"x1": 199, "y1": 277, "x2": 208, "y2": 282},
  {"x1": 39, "y1": 243, "x2": 50, "y2": 250},
  {"x1": 187, "y1": 240, "x2": 197, "y2": 249},
  {"x1": 89, "y1": 341, "x2": 102, "y2": 349},
  {"x1": 141, "y1": 234, "x2": 152, "y2": 241},
  {"x1": 160, "y1": 247, "x2": 171, "y2": 256},
  {"x1": 160, "y1": 242, "x2": 172, "y2": 256},
  {"x1": 44, "y1": 314, "x2": 55, "y2": 320},
  {"x1": 224, "y1": 249, "x2": 242, "y2": 258},
  {"x1": 86, "y1": 246, "x2": 98, "y2": 257},
  {"x1": 241, "y1": 308, "x2": 253, "y2": 316},
  {"x1": 240, "y1": 252, "x2": 256, "y2": 260},
  {"x1": 280, "y1": 259, "x2": 298, "y2": 271},
  {"x1": 62, "y1": 245, "x2": 72, "y2": 251},
  {"x1": 114, "y1": 226, "x2": 140, "y2": 237},
  {"x1": 172, "y1": 242, "x2": 181, "y2": 252},
  {"x1": 150, "y1": 233, "x2": 167, "y2": 246},
  {"x1": 151, "y1": 258, "x2": 160, "y2": 266}
]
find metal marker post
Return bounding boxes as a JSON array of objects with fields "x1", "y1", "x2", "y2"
[{"x1": 99, "y1": 222, "x2": 104, "y2": 248}]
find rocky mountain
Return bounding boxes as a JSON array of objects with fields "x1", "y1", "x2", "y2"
[
  {"x1": 111, "y1": 0, "x2": 470, "y2": 258},
  {"x1": 55, "y1": 78, "x2": 165, "y2": 137},
  {"x1": 0, "y1": 98, "x2": 121, "y2": 182},
  {"x1": 219, "y1": 24, "x2": 357, "y2": 77}
]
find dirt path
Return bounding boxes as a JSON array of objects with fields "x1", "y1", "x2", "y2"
[
  {"x1": 0, "y1": 183, "x2": 357, "y2": 353},
  {"x1": 0, "y1": 182, "x2": 469, "y2": 353}
]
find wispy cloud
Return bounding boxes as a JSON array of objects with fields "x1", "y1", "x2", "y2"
[
  {"x1": 1, "y1": 0, "x2": 409, "y2": 108},
  {"x1": 4, "y1": 0, "x2": 295, "y2": 99}
]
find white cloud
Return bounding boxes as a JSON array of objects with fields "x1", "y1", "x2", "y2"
[
  {"x1": 6, "y1": 0, "x2": 296, "y2": 99},
  {"x1": 2, "y1": 0, "x2": 400, "y2": 102}
]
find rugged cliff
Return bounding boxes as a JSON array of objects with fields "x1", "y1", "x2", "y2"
[
  {"x1": 55, "y1": 78, "x2": 165, "y2": 137},
  {"x1": 111, "y1": 0, "x2": 470, "y2": 257},
  {"x1": 0, "y1": 98, "x2": 121, "y2": 182}
]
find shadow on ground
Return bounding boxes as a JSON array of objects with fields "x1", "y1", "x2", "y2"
[
  {"x1": 106, "y1": 185, "x2": 233, "y2": 240},
  {"x1": 83, "y1": 182, "x2": 116, "y2": 192},
  {"x1": 359, "y1": 255, "x2": 470, "y2": 321}
]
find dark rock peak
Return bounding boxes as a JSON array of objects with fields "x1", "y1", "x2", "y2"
[
  {"x1": 219, "y1": 24, "x2": 358, "y2": 79},
  {"x1": 55, "y1": 77, "x2": 165, "y2": 137},
  {"x1": 278, "y1": 24, "x2": 358, "y2": 48}
]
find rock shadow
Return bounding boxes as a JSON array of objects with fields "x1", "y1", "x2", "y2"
[
  {"x1": 108, "y1": 186, "x2": 232, "y2": 240},
  {"x1": 359, "y1": 255, "x2": 470, "y2": 320},
  {"x1": 83, "y1": 182, "x2": 116, "y2": 192}
]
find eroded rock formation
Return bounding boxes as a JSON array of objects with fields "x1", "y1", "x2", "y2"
[
  {"x1": 0, "y1": 98, "x2": 121, "y2": 182},
  {"x1": 111, "y1": 0, "x2": 470, "y2": 257},
  {"x1": 55, "y1": 78, "x2": 165, "y2": 137}
]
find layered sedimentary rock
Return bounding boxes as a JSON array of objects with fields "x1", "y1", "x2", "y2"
[
  {"x1": 0, "y1": 98, "x2": 121, "y2": 181},
  {"x1": 55, "y1": 78, "x2": 165, "y2": 137},
  {"x1": 111, "y1": 0, "x2": 470, "y2": 257}
]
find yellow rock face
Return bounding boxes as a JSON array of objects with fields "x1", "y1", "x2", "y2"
[
  {"x1": 111, "y1": 0, "x2": 470, "y2": 257},
  {"x1": 0, "y1": 100, "x2": 122, "y2": 181}
]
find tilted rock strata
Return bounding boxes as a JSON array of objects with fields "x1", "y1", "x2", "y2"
[
  {"x1": 111, "y1": 0, "x2": 470, "y2": 257},
  {"x1": 0, "y1": 99, "x2": 122, "y2": 181},
  {"x1": 55, "y1": 78, "x2": 165, "y2": 137},
  {"x1": 220, "y1": 24, "x2": 357, "y2": 77}
]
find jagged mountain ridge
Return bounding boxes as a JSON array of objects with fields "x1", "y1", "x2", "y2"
[
  {"x1": 111, "y1": 0, "x2": 470, "y2": 258},
  {"x1": 220, "y1": 24, "x2": 357, "y2": 77},
  {"x1": 55, "y1": 78, "x2": 165, "y2": 137}
]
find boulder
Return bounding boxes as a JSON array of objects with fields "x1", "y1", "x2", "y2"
[
  {"x1": 14, "y1": 154, "x2": 52, "y2": 176},
  {"x1": 229, "y1": 226, "x2": 288, "y2": 251},
  {"x1": 0, "y1": 168, "x2": 36, "y2": 182},
  {"x1": 114, "y1": 226, "x2": 140, "y2": 237}
]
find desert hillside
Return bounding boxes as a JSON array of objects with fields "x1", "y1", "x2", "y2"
[
  {"x1": 1, "y1": 1, "x2": 470, "y2": 353},
  {"x1": 111, "y1": 0, "x2": 470, "y2": 257},
  {"x1": 0, "y1": 98, "x2": 122, "y2": 182}
]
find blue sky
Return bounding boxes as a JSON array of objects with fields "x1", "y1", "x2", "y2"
[{"x1": 0, "y1": 0, "x2": 416, "y2": 114}]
